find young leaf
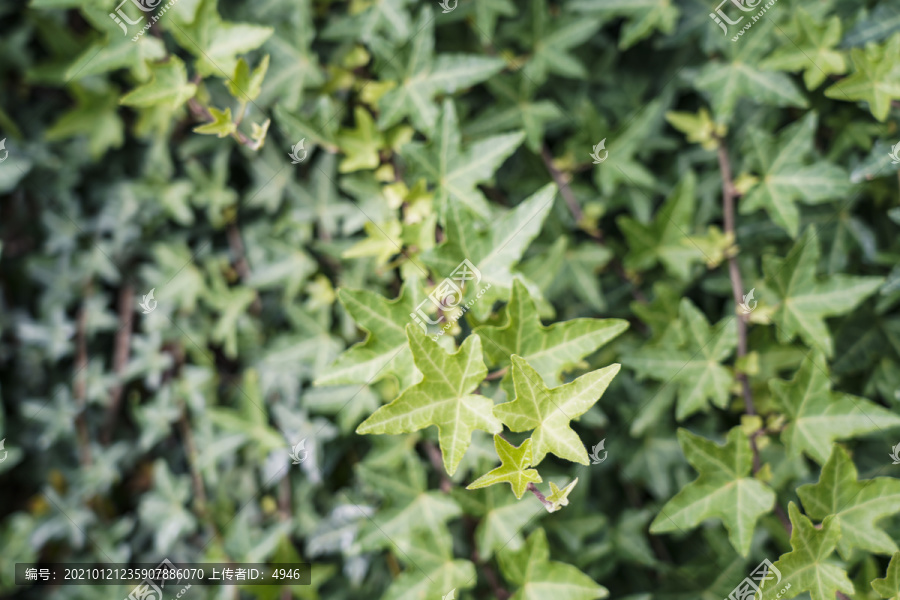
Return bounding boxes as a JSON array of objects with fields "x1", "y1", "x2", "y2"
[
  {"x1": 336, "y1": 106, "x2": 384, "y2": 173},
  {"x1": 226, "y1": 55, "x2": 270, "y2": 103},
  {"x1": 493, "y1": 355, "x2": 620, "y2": 466},
  {"x1": 649, "y1": 427, "x2": 775, "y2": 557},
  {"x1": 761, "y1": 226, "x2": 884, "y2": 356},
  {"x1": 475, "y1": 280, "x2": 628, "y2": 397},
  {"x1": 758, "y1": 503, "x2": 854, "y2": 600},
  {"x1": 498, "y1": 528, "x2": 608, "y2": 600},
  {"x1": 403, "y1": 99, "x2": 525, "y2": 219},
  {"x1": 356, "y1": 327, "x2": 501, "y2": 476},
  {"x1": 119, "y1": 57, "x2": 197, "y2": 111},
  {"x1": 872, "y1": 552, "x2": 900, "y2": 600},
  {"x1": 193, "y1": 107, "x2": 237, "y2": 138},
  {"x1": 770, "y1": 352, "x2": 900, "y2": 464},
  {"x1": 797, "y1": 445, "x2": 900, "y2": 559},
  {"x1": 315, "y1": 282, "x2": 424, "y2": 391},
  {"x1": 421, "y1": 183, "x2": 556, "y2": 321},
  {"x1": 825, "y1": 32, "x2": 900, "y2": 121},
  {"x1": 467, "y1": 435, "x2": 542, "y2": 499},
  {"x1": 545, "y1": 478, "x2": 578, "y2": 513},
  {"x1": 624, "y1": 298, "x2": 737, "y2": 420},
  {"x1": 760, "y1": 12, "x2": 846, "y2": 90}
]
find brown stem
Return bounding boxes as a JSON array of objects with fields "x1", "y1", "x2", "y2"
[
  {"x1": 422, "y1": 440, "x2": 452, "y2": 493},
  {"x1": 540, "y1": 145, "x2": 582, "y2": 221},
  {"x1": 484, "y1": 367, "x2": 508, "y2": 381},
  {"x1": 717, "y1": 139, "x2": 792, "y2": 537},
  {"x1": 102, "y1": 283, "x2": 134, "y2": 444},
  {"x1": 73, "y1": 286, "x2": 93, "y2": 466},
  {"x1": 526, "y1": 482, "x2": 553, "y2": 510}
]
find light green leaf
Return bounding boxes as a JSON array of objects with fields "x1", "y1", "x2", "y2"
[
  {"x1": 316, "y1": 282, "x2": 423, "y2": 391},
  {"x1": 758, "y1": 503, "x2": 853, "y2": 600},
  {"x1": 760, "y1": 12, "x2": 846, "y2": 90},
  {"x1": 494, "y1": 355, "x2": 620, "y2": 466},
  {"x1": 475, "y1": 280, "x2": 628, "y2": 397},
  {"x1": 226, "y1": 54, "x2": 270, "y2": 103},
  {"x1": 120, "y1": 57, "x2": 197, "y2": 111},
  {"x1": 422, "y1": 183, "x2": 556, "y2": 321},
  {"x1": 498, "y1": 528, "x2": 608, "y2": 600},
  {"x1": 467, "y1": 435, "x2": 542, "y2": 499},
  {"x1": 798, "y1": 445, "x2": 900, "y2": 559},
  {"x1": 624, "y1": 298, "x2": 737, "y2": 420},
  {"x1": 193, "y1": 106, "x2": 236, "y2": 138},
  {"x1": 769, "y1": 351, "x2": 900, "y2": 464},
  {"x1": 825, "y1": 32, "x2": 900, "y2": 121},
  {"x1": 649, "y1": 427, "x2": 775, "y2": 556},
  {"x1": 872, "y1": 552, "x2": 900, "y2": 600},
  {"x1": 336, "y1": 106, "x2": 384, "y2": 173},
  {"x1": 545, "y1": 478, "x2": 578, "y2": 513},
  {"x1": 761, "y1": 226, "x2": 884, "y2": 355},
  {"x1": 357, "y1": 328, "x2": 501, "y2": 476},
  {"x1": 569, "y1": 0, "x2": 678, "y2": 50}
]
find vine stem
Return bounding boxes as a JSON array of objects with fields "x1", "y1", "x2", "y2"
[
  {"x1": 102, "y1": 283, "x2": 134, "y2": 445},
  {"x1": 716, "y1": 138, "x2": 792, "y2": 535},
  {"x1": 526, "y1": 482, "x2": 553, "y2": 511},
  {"x1": 73, "y1": 283, "x2": 93, "y2": 466}
]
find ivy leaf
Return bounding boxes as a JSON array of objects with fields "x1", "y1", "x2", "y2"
[
  {"x1": 872, "y1": 552, "x2": 900, "y2": 600},
  {"x1": 193, "y1": 106, "x2": 237, "y2": 138},
  {"x1": 761, "y1": 226, "x2": 884, "y2": 356},
  {"x1": 315, "y1": 282, "x2": 424, "y2": 391},
  {"x1": 498, "y1": 528, "x2": 608, "y2": 600},
  {"x1": 422, "y1": 183, "x2": 556, "y2": 321},
  {"x1": 493, "y1": 355, "x2": 620, "y2": 466},
  {"x1": 649, "y1": 427, "x2": 775, "y2": 557},
  {"x1": 545, "y1": 478, "x2": 578, "y2": 513},
  {"x1": 760, "y1": 12, "x2": 847, "y2": 90},
  {"x1": 226, "y1": 55, "x2": 270, "y2": 103},
  {"x1": 374, "y1": 7, "x2": 505, "y2": 135},
  {"x1": 695, "y1": 32, "x2": 808, "y2": 123},
  {"x1": 336, "y1": 106, "x2": 384, "y2": 173},
  {"x1": 403, "y1": 99, "x2": 525, "y2": 218},
  {"x1": 381, "y1": 526, "x2": 476, "y2": 600},
  {"x1": 355, "y1": 455, "x2": 462, "y2": 552},
  {"x1": 624, "y1": 298, "x2": 737, "y2": 421},
  {"x1": 569, "y1": 0, "x2": 679, "y2": 50},
  {"x1": 46, "y1": 83, "x2": 124, "y2": 159},
  {"x1": 506, "y1": 0, "x2": 602, "y2": 85},
  {"x1": 169, "y1": 0, "x2": 273, "y2": 78},
  {"x1": 769, "y1": 351, "x2": 900, "y2": 464},
  {"x1": 356, "y1": 328, "x2": 501, "y2": 476},
  {"x1": 475, "y1": 280, "x2": 628, "y2": 397},
  {"x1": 739, "y1": 113, "x2": 852, "y2": 238},
  {"x1": 321, "y1": 0, "x2": 413, "y2": 43},
  {"x1": 825, "y1": 32, "x2": 900, "y2": 122},
  {"x1": 466, "y1": 435, "x2": 542, "y2": 499},
  {"x1": 453, "y1": 478, "x2": 538, "y2": 558},
  {"x1": 758, "y1": 503, "x2": 853, "y2": 600},
  {"x1": 617, "y1": 171, "x2": 708, "y2": 281},
  {"x1": 120, "y1": 57, "x2": 197, "y2": 111},
  {"x1": 797, "y1": 445, "x2": 900, "y2": 559}
]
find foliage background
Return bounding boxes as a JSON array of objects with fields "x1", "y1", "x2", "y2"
[{"x1": 1, "y1": 0, "x2": 900, "y2": 599}]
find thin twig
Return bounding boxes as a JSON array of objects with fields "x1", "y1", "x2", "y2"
[
  {"x1": 541, "y1": 145, "x2": 582, "y2": 221},
  {"x1": 484, "y1": 367, "x2": 508, "y2": 381},
  {"x1": 102, "y1": 283, "x2": 134, "y2": 444},
  {"x1": 717, "y1": 139, "x2": 792, "y2": 535},
  {"x1": 225, "y1": 222, "x2": 262, "y2": 315},
  {"x1": 526, "y1": 482, "x2": 553, "y2": 510}
]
